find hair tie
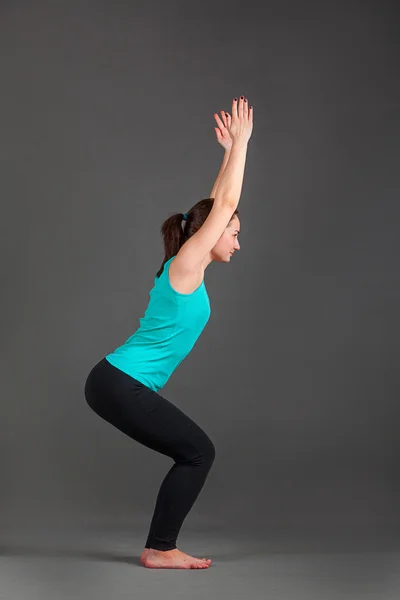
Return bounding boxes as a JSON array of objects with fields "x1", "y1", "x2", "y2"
[{"x1": 183, "y1": 213, "x2": 188, "y2": 221}]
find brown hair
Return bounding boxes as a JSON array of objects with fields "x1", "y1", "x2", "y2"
[{"x1": 156, "y1": 198, "x2": 239, "y2": 278}]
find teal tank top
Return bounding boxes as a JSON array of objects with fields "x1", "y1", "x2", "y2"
[{"x1": 105, "y1": 256, "x2": 211, "y2": 392}]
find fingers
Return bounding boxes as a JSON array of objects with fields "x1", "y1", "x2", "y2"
[
  {"x1": 214, "y1": 127, "x2": 221, "y2": 139},
  {"x1": 238, "y1": 96, "x2": 244, "y2": 120},
  {"x1": 221, "y1": 96, "x2": 252, "y2": 142},
  {"x1": 214, "y1": 112, "x2": 226, "y2": 130},
  {"x1": 214, "y1": 111, "x2": 231, "y2": 131},
  {"x1": 224, "y1": 95, "x2": 253, "y2": 142},
  {"x1": 232, "y1": 96, "x2": 251, "y2": 121},
  {"x1": 232, "y1": 97, "x2": 238, "y2": 120},
  {"x1": 248, "y1": 100, "x2": 253, "y2": 122},
  {"x1": 243, "y1": 97, "x2": 249, "y2": 119}
]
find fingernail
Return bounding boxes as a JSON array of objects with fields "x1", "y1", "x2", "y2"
[
  {"x1": 244, "y1": 98, "x2": 247, "y2": 102},
  {"x1": 225, "y1": 112, "x2": 229, "y2": 117},
  {"x1": 234, "y1": 98, "x2": 237, "y2": 101},
  {"x1": 240, "y1": 96, "x2": 244, "y2": 99}
]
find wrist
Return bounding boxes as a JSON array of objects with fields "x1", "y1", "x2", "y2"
[{"x1": 231, "y1": 139, "x2": 248, "y2": 149}]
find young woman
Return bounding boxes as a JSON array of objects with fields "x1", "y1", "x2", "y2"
[{"x1": 84, "y1": 96, "x2": 254, "y2": 569}]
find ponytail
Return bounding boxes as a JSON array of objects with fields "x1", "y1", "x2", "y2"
[{"x1": 155, "y1": 199, "x2": 239, "y2": 278}]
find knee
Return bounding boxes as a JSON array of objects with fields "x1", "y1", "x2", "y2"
[
  {"x1": 200, "y1": 436, "x2": 216, "y2": 468},
  {"x1": 178, "y1": 433, "x2": 216, "y2": 468}
]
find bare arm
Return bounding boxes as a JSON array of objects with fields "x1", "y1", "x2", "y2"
[
  {"x1": 210, "y1": 148, "x2": 231, "y2": 198},
  {"x1": 212, "y1": 97, "x2": 253, "y2": 208},
  {"x1": 173, "y1": 96, "x2": 253, "y2": 271},
  {"x1": 213, "y1": 139, "x2": 249, "y2": 209}
]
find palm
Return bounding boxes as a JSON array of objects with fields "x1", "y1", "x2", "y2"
[{"x1": 213, "y1": 111, "x2": 232, "y2": 150}]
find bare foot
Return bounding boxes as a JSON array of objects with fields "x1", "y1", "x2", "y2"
[
  {"x1": 140, "y1": 548, "x2": 210, "y2": 566},
  {"x1": 141, "y1": 547, "x2": 212, "y2": 569}
]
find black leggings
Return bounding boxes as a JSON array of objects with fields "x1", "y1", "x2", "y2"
[{"x1": 84, "y1": 358, "x2": 216, "y2": 551}]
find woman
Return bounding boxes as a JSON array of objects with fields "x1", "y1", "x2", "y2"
[{"x1": 84, "y1": 96, "x2": 254, "y2": 569}]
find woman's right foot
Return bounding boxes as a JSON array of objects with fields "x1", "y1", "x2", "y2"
[{"x1": 142, "y1": 547, "x2": 212, "y2": 569}]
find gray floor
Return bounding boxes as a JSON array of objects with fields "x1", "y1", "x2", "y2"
[{"x1": 1, "y1": 522, "x2": 400, "y2": 599}]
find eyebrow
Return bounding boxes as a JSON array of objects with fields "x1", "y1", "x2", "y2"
[{"x1": 234, "y1": 229, "x2": 240, "y2": 233}]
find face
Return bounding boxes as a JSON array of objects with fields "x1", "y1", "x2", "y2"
[{"x1": 211, "y1": 216, "x2": 241, "y2": 263}]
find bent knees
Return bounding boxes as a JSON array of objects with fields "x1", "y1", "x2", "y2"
[
  {"x1": 204, "y1": 437, "x2": 216, "y2": 465},
  {"x1": 188, "y1": 434, "x2": 216, "y2": 468}
]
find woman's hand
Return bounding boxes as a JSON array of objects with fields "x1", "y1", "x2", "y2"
[
  {"x1": 227, "y1": 96, "x2": 253, "y2": 144},
  {"x1": 213, "y1": 111, "x2": 233, "y2": 151}
]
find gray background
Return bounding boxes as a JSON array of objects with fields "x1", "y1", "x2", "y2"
[{"x1": 1, "y1": 0, "x2": 400, "y2": 594}]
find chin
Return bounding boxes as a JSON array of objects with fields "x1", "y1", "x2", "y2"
[{"x1": 212, "y1": 251, "x2": 233, "y2": 263}]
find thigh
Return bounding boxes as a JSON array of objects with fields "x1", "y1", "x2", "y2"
[
  {"x1": 135, "y1": 388, "x2": 216, "y2": 463},
  {"x1": 85, "y1": 358, "x2": 214, "y2": 462}
]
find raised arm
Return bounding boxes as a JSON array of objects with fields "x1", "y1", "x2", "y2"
[
  {"x1": 210, "y1": 148, "x2": 231, "y2": 198},
  {"x1": 172, "y1": 96, "x2": 254, "y2": 272},
  {"x1": 213, "y1": 97, "x2": 253, "y2": 209},
  {"x1": 210, "y1": 111, "x2": 233, "y2": 197}
]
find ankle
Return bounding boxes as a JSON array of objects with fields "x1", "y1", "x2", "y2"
[{"x1": 148, "y1": 547, "x2": 177, "y2": 554}]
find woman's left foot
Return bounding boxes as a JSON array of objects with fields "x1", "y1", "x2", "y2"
[{"x1": 140, "y1": 548, "x2": 208, "y2": 566}]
